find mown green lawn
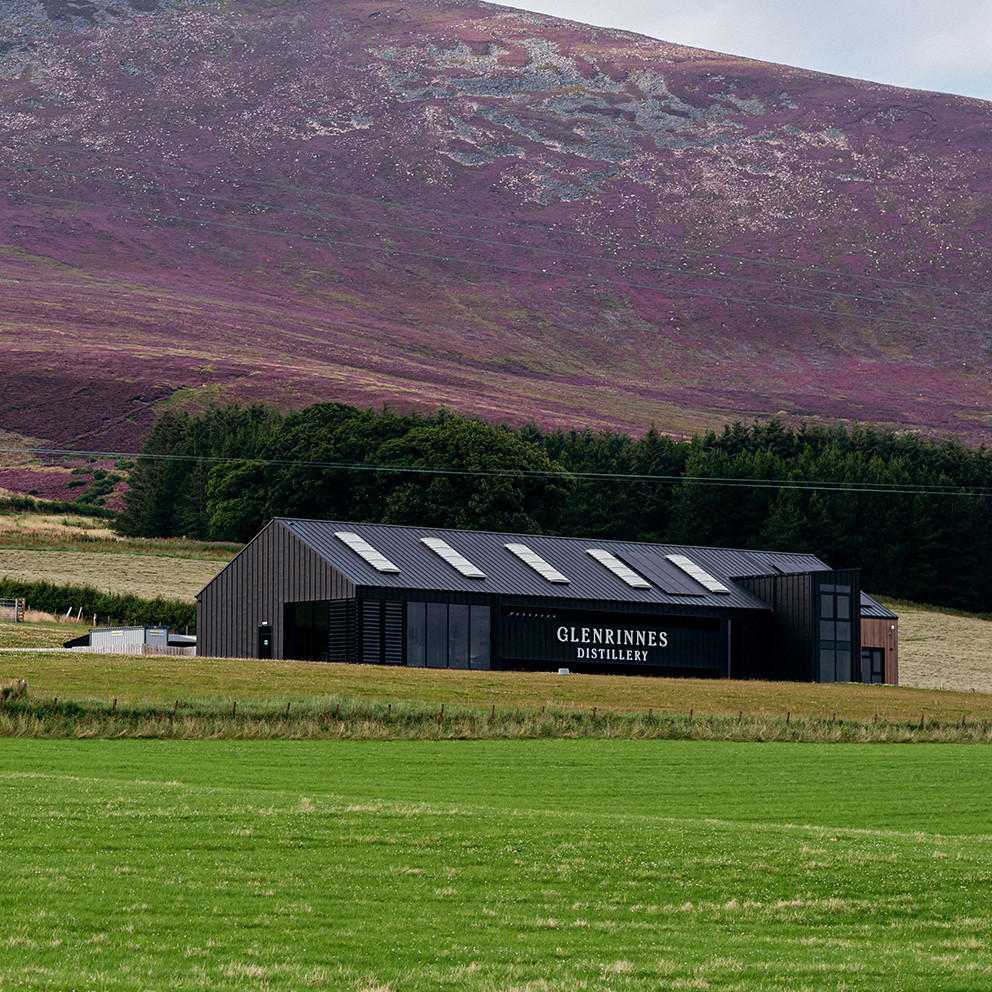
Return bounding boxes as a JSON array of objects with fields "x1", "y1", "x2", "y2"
[{"x1": 1, "y1": 740, "x2": 990, "y2": 991}]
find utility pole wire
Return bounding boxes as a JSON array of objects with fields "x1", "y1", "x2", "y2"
[{"x1": 2, "y1": 447, "x2": 988, "y2": 498}]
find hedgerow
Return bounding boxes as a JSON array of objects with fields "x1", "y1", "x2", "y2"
[{"x1": 0, "y1": 578, "x2": 195, "y2": 631}]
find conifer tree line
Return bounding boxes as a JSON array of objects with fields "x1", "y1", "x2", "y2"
[{"x1": 116, "y1": 403, "x2": 992, "y2": 613}]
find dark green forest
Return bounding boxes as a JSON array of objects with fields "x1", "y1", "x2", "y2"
[{"x1": 116, "y1": 403, "x2": 992, "y2": 613}]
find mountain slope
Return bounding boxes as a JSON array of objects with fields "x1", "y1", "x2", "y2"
[{"x1": 1, "y1": 0, "x2": 990, "y2": 450}]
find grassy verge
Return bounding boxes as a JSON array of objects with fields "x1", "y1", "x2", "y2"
[
  {"x1": 2, "y1": 739, "x2": 991, "y2": 991},
  {"x1": 2, "y1": 654, "x2": 992, "y2": 741},
  {"x1": 1, "y1": 691, "x2": 990, "y2": 742}
]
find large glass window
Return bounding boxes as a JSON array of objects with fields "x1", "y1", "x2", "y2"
[
  {"x1": 426, "y1": 603, "x2": 448, "y2": 669},
  {"x1": 818, "y1": 583, "x2": 855, "y2": 682},
  {"x1": 448, "y1": 605, "x2": 470, "y2": 669},
  {"x1": 407, "y1": 602, "x2": 426, "y2": 668},
  {"x1": 470, "y1": 606, "x2": 491, "y2": 670},
  {"x1": 819, "y1": 648, "x2": 836, "y2": 683},
  {"x1": 406, "y1": 602, "x2": 491, "y2": 670},
  {"x1": 285, "y1": 601, "x2": 330, "y2": 661}
]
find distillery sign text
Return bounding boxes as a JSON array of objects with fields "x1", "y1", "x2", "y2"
[{"x1": 556, "y1": 624, "x2": 668, "y2": 662}]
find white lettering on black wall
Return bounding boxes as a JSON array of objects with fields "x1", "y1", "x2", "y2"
[{"x1": 556, "y1": 625, "x2": 668, "y2": 662}]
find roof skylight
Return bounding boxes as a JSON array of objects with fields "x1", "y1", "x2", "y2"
[
  {"x1": 665, "y1": 554, "x2": 730, "y2": 594},
  {"x1": 504, "y1": 543, "x2": 570, "y2": 584},
  {"x1": 334, "y1": 531, "x2": 400, "y2": 574},
  {"x1": 586, "y1": 548, "x2": 651, "y2": 589},
  {"x1": 421, "y1": 537, "x2": 486, "y2": 579}
]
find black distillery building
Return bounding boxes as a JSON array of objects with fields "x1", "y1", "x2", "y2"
[{"x1": 196, "y1": 519, "x2": 898, "y2": 684}]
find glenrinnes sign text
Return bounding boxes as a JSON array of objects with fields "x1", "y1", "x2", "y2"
[{"x1": 556, "y1": 624, "x2": 668, "y2": 663}]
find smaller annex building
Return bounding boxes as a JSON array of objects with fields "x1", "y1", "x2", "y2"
[{"x1": 196, "y1": 519, "x2": 898, "y2": 684}]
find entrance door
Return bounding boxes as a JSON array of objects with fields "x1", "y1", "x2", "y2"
[
  {"x1": 258, "y1": 623, "x2": 273, "y2": 659},
  {"x1": 860, "y1": 647, "x2": 884, "y2": 683}
]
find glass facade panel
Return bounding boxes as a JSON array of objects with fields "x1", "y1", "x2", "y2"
[
  {"x1": 448, "y1": 604, "x2": 470, "y2": 669},
  {"x1": 470, "y1": 606, "x2": 491, "y2": 670},
  {"x1": 407, "y1": 602, "x2": 425, "y2": 667},
  {"x1": 407, "y1": 601, "x2": 489, "y2": 670},
  {"x1": 285, "y1": 601, "x2": 329, "y2": 661},
  {"x1": 426, "y1": 603, "x2": 447, "y2": 668},
  {"x1": 817, "y1": 577, "x2": 858, "y2": 684}
]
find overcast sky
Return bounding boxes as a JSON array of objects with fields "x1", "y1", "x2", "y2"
[{"x1": 499, "y1": 0, "x2": 992, "y2": 102}]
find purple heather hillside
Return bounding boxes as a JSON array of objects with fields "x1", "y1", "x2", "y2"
[{"x1": 0, "y1": 0, "x2": 989, "y2": 455}]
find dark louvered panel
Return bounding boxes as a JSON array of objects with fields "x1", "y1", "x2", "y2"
[
  {"x1": 383, "y1": 601, "x2": 404, "y2": 665},
  {"x1": 329, "y1": 600, "x2": 355, "y2": 663},
  {"x1": 360, "y1": 600, "x2": 382, "y2": 665}
]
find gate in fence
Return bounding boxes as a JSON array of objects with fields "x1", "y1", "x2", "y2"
[{"x1": 0, "y1": 598, "x2": 26, "y2": 622}]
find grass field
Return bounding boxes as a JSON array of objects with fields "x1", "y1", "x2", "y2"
[
  {"x1": 0, "y1": 549, "x2": 228, "y2": 603},
  {"x1": 0, "y1": 511, "x2": 117, "y2": 541},
  {"x1": 889, "y1": 601, "x2": 992, "y2": 692},
  {"x1": 0, "y1": 512, "x2": 237, "y2": 561},
  {"x1": 2, "y1": 649, "x2": 992, "y2": 742},
  {"x1": 0, "y1": 508, "x2": 235, "y2": 603},
  {"x1": 1, "y1": 739, "x2": 990, "y2": 991}
]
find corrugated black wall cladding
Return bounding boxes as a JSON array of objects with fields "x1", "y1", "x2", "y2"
[
  {"x1": 198, "y1": 520, "x2": 355, "y2": 659},
  {"x1": 738, "y1": 572, "x2": 815, "y2": 680},
  {"x1": 738, "y1": 568, "x2": 860, "y2": 682}
]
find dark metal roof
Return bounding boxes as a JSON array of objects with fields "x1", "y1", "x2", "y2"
[
  {"x1": 272, "y1": 519, "x2": 888, "y2": 615},
  {"x1": 860, "y1": 593, "x2": 898, "y2": 619}
]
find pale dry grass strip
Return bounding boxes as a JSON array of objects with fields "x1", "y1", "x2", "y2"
[
  {"x1": 896, "y1": 603, "x2": 992, "y2": 692},
  {"x1": 0, "y1": 549, "x2": 224, "y2": 602},
  {"x1": 0, "y1": 513, "x2": 116, "y2": 540}
]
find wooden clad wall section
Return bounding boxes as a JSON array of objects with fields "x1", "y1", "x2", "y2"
[
  {"x1": 861, "y1": 616, "x2": 899, "y2": 685},
  {"x1": 196, "y1": 520, "x2": 355, "y2": 659}
]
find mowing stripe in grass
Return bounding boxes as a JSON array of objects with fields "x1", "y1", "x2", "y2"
[{"x1": 1, "y1": 739, "x2": 990, "y2": 992}]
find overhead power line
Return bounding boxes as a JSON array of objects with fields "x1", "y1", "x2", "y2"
[{"x1": 3, "y1": 446, "x2": 989, "y2": 499}]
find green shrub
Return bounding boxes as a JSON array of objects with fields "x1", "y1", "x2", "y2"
[{"x1": 0, "y1": 578, "x2": 195, "y2": 631}]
